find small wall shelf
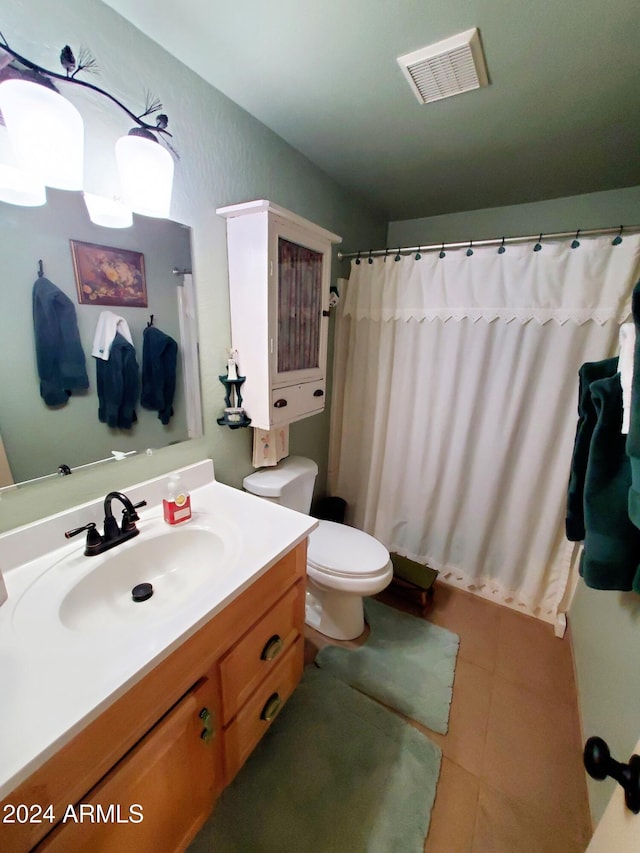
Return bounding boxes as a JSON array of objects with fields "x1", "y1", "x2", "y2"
[{"x1": 217, "y1": 375, "x2": 252, "y2": 429}]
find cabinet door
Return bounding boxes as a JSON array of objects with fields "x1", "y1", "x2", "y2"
[
  {"x1": 270, "y1": 217, "x2": 331, "y2": 389},
  {"x1": 37, "y1": 676, "x2": 220, "y2": 853}
]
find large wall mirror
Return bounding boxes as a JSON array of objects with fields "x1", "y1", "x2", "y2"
[{"x1": 0, "y1": 189, "x2": 202, "y2": 489}]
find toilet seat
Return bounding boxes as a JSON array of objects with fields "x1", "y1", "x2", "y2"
[{"x1": 307, "y1": 520, "x2": 391, "y2": 579}]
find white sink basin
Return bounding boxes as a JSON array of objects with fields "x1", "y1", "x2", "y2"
[{"x1": 12, "y1": 516, "x2": 240, "y2": 639}]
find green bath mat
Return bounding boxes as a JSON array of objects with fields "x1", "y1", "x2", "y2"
[
  {"x1": 190, "y1": 667, "x2": 441, "y2": 853},
  {"x1": 316, "y1": 598, "x2": 459, "y2": 734}
]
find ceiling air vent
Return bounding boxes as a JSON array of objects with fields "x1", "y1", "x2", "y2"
[{"x1": 397, "y1": 28, "x2": 488, "y2": 104}]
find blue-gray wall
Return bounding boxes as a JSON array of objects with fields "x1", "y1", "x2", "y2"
[{"x1": 387, "y1": 185, "x2": 640, "y2": 247}]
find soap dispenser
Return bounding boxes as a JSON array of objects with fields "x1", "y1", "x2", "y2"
[{"x1": 163, "y1": 473, "x2": 192, "y2": 525}]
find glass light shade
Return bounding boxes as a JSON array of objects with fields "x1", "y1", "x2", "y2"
[
  {"x1": 0, "y1": 125, "x2": 46, "y2": 206},
  {"x1": 83, "y1": 192, "x2": 133, "y2": 228},
  {"x1": 0, "y1": 79, "x2": 84, "y2": 191},
  {"x1": 115, "y1": 133, "x2": 173, "y2": 218}
]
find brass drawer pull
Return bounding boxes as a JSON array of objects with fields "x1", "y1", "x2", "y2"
[
  {"x1": 260, "y1": 692, "x2": 282, "y2": 722},
  {"x1": 261, "y1": 634, "x2": 284, "y2": 661}
]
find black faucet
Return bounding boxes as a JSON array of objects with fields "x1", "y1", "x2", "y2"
[{"x1": 64, "y1": 491, "x2": 147, "y2": 556}]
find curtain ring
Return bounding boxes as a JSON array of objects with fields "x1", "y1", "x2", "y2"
[
  {"x1": 439, "y1": 242, "x2": 446, "y2": 259},
  {"x1": 415, "y1": 246, "x2": 422, "y2": 260},
  {"x1": 383, "y1": 248, "x2": 389, "y2": 262},
  {"x1": 498, "y1": 237, "x2": 506, "y2": 255},
  {"x1": 612, "y1": 226, "x2": 623, "y2": 246},
  {"x1": 534, "y1": 233, "x2": 543, "y2": 252},
  {"x1": 466, "y1": 240, "x2": 474, "y2": 257},
  {"x1": 355, "y1": 250, "x2": 361, "y2": 265},
  {"x1": 394, "y1": 247, "x2": 402, "y2": 262},
  {"x1": 571, "y1": 229, "x2": 581, "y2": 249},
  {"x1": 368, "y1": 249, "x2": 373, "y2": 264}
]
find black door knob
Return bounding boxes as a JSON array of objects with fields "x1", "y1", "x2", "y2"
[{"x1": 584, "y1": 736, "x2": 640, "y2": 814}]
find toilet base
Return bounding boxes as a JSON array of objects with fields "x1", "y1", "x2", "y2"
[{"x1": 305, "y1": 584, "x2": 365, "y2": 641}]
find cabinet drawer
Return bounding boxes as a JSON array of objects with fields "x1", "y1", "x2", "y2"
[
  {"x1": 219, "y1": 582, "x2": 304, "y2": 725},
  {"x1": 271, "y1": 379, "x2": 325, "y2": 425},
  {"x1": 223, "y1": 637, "x2": 303, "y2": 785}
]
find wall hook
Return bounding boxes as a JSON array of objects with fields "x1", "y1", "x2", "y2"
[
  {"x1": 498, "y1": 237, "x2": 506, "y2": 255},
  {"x1": 612, "y1": 226, "x2": 624, "y2": 246},
  {"x1": 146, "y1": 314, "x2": 154, "y2": 327},
  {"x1": 584, "y1": 736, "x2": 640, "y2": 814},
  {"x1": 37, "y1": 259, "x2": 44, "y2": 278},
  {"x1": 571, "y1": 229, "x2": 581, "y2": 249},
  {"x1": 534, "y1": 233, "x2": 543, "y2": 252}
]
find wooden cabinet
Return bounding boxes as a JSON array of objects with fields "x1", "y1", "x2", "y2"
[
  {"x1": 217, "y1": 200, "x2": 342, "y2": 430},
  {"x1": 1, "y1": 542, "x2": 307, "y2": 853},
  {"x1": 37, "y1": 676, "x2": 220, "y2": 853}
]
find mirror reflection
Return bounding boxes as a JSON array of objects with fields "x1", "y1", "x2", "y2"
[{"x1": 0, "y1": 189, "x2": 201, "y2": 488}]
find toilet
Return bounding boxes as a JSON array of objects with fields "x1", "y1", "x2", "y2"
[{"x1": 243, "y1": 456, "x2": 393, "y2": 640}]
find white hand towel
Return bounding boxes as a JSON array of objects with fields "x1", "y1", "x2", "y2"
[
  {"x1": 92, "y1": 311, "x2": 134, "y2": 360},
  {"x1": 252, "y1": 426, "x2": 289, "y2": 468},
  {"x1": 619, "y1": 322, "x2": 635, "y2": 434}
]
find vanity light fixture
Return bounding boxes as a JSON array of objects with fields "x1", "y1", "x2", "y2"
[
  {"x1": 0, "y1": 122, "x2": 45, "y2": 206},
  {"x1": 82, "y1": 192, "x2": 133, "y2": 229},
  {"x1": 0, "y1": 34, "x2": 176, "y2": 224}
]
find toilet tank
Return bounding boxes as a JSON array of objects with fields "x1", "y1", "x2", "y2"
[{"x1": 243, "y1": 456, "x2": 318, "y2": 513}]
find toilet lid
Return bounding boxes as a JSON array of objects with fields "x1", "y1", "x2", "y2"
[{"x1": 307, "y1": 520, "x2": 390, "y2": 578}]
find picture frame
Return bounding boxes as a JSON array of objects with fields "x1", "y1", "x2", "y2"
[{"x1": 70, "y1": 240, "x2": 148, "y2": 307}]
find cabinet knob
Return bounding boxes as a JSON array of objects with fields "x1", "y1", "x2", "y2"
[
  {"x1": 260, "y1": 634, "x2": 284, "y2": 661},
  {"x1": 199, "y1": 707, "x2": 215, "y2": 743},
  {"x1": 260, "y1": 692, "x2": 282, "y2": 722},
  {"x1": 313, "y1": 389, "x2": 324, "y2": 397},
  {"x1": 274, "y1": 399, "x2": 288, "y2": 408}
]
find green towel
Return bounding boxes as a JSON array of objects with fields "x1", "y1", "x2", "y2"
[
  {"x1": 566, "y1": 358, "x2": 619, "y2": 541},
  {"x1": 626, "y1": 280, "x2": 640, "y2": 549},
  {"x1": 580, "y1": 369, "x2": 640, "y2": 591}
]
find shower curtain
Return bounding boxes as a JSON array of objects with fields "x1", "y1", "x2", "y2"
[{"x1": 329, "y1": 234, "x2": 640, "y2": 627}]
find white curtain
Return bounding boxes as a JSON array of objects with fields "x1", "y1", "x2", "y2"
[{"x1": 329, "y1": 235, "x2": 640, "y2": 624}]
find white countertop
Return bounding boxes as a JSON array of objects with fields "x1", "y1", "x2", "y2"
[{"x1": 0, "y1": 460, "x2": 316, "y2": 800}]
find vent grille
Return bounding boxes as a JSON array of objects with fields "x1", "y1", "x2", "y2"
[{"x1": 397, "y1": 28, "x2": 488, "y2": 104}]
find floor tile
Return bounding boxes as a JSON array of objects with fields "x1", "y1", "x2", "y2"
[
  {"x1": 472, "y1": 781, "x2": 587, "y2": 853},
  {"x1": 427, "y1": 584, "x2": 501, "y2": 673},
  {"x1": 495, "y1": 606, "x2": 577, "y2": 706},
  {"x1": 425, "y1": 757, "x2": 479, "y2": 853},
  {"x1": 428, "y1": 658, "x2": 492, "y2": 776},
  {"x1": 482, "y1": 678, "x2": 590, "y2": 838}
]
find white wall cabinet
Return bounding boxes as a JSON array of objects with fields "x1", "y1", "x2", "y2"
[{"x1": 217, "y1": 200, "x2": 341, "y2": 430}]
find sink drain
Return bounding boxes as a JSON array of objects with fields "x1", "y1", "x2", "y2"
[{"x1": 132, "y1": 582, "x2": 154, "y2": 602}]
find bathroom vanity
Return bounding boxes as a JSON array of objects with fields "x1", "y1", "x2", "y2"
[{"x1": 0, "y1": 461, "x2": 315, "y2": 852}]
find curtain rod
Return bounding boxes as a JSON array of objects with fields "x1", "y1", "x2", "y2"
[{"x1": 337, "y1": 224, "x2": 640, "y2": 260}]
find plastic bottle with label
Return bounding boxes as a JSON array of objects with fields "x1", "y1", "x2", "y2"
[{"x1": 163, "y1": 473, "x2": 192, "y2": 525}]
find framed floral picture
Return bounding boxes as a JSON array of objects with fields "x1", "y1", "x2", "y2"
[{"x1": 70, "y1": 240, "x2": 147, "y2": 307}]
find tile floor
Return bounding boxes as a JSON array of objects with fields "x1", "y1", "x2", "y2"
[{"x1": 304, "y1": 583, "x2": 592, "y2": 853}]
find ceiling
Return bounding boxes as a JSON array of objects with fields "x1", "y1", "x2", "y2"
[{"x1": 102, "y1": 0, "x2": 640, "y2": 222}]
